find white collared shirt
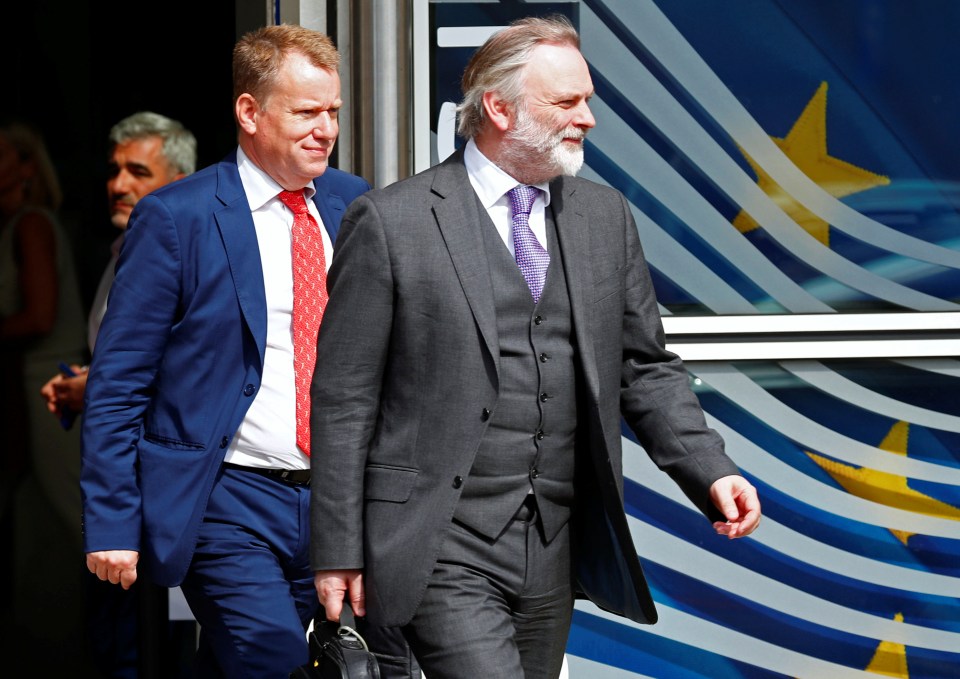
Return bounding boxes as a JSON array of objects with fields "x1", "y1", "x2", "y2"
[
  {"x1": 224, "y1": 147, "x2": 332, "y2": 470},
  {"x1": 463, "y1": 139, "x2": 551, "y2": 254}
]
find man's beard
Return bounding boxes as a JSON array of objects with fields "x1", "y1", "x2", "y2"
[{"x1": 501, "y1": 103, "x2": 585, "y2": 184}]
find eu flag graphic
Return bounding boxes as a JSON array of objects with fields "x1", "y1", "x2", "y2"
[
  {"x1": 427, "y1": 1, "x2": 960, "y2": 676},
  {"x1": 568, "y1": 1, "x2": 960, "y2": 677}
]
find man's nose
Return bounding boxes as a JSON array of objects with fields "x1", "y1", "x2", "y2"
[
  {"x1": 574, "y1": 100, "x2": 596, "y2": 129},
  {"x1": 108, "y1": 170, "x2": 131, "y2": 194},
  {"x1": 313, "y1": 112, "x2": 338, "y2": 138}
]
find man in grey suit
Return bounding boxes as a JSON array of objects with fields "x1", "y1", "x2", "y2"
[{"x1": 310, "y1": 15, "x2": 761, "y2": 679}]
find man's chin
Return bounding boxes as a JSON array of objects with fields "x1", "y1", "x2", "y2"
[
  {"x1": 555, "y1": 150, "x2": 584, "y2": 177},
  {"x1": 109, "y1": 213, "x2": 130, "y2": 230}
]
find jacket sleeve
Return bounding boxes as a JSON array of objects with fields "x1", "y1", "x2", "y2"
[
  {"x1": 80, "y1": 195, "x2": 181, "y2": 553},
  {"x1": 309, "y1": 193, "x2": 394, "y2": 570},
  {"x1": 616, "y1": 193, "x2": 739, "y2": 520}
]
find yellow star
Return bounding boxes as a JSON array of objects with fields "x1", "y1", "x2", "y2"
[
  {"x1": 733, "y1": 81, "x2": 890, "y2": 245},
  {"x1": 807, "y1": 421, "x2": 960, "y2": 546},
  {"x1": 866, "y1": 613, "x2": 909, "y2": 677}
]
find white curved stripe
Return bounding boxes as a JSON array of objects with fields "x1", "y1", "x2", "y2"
[
  {"x1": 690, "y1": 361, "x2": 960, "y2": 485},
  {"x1": 567, "y1": 656, "x2": 653, "y2": 679},
  {"x1": 669, "y1": 338, "x2": 960, "y2": 361},
  {"x1": 622, "y1": 437, "x2": 960, "y2": 597},
  {"x1": 664, "y1": 312, "x2": 960, "y2": 334},
  {"x1": 605, "y1": 0, "x2": 960, "y2": 270},
  {"x1": 584, "y1": 92, "x2": 833, "y2": 313},
  {"x1": 584, "y1": 84, "x2": 956, "y2": 311},
  {"x1": 895, "y1": 358, "x2": 960, "y2": 379},
  {"x1": 781, "y1": 359, "x2": 960, "y2": 432},
  {"x1": 435, "y1": 102, "x2": 457, "y2": 163},
  {"x1": 579, "y1": 602, "x2": 885, "y2": 678},
  {"x1": 628, "y1": 516, "x2": 960, "y2": 650},
  {"x1": 579, "y1": 166, "x2": 758, "y2": 314},
  {"x1": 713, "y1": 416, "x2": 960, "y2": 537},
  {"x1": 628, "y1": 417, "x2": 960, "y2": 537},
  {"x1": 756, "y1": 516, "x2": 960, "y2": 598},
  {"x1": 583, "y1": 13, "x2": 957, "y2": 311}
]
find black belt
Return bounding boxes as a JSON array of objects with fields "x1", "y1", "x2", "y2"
[{"x1": 223, "y1": 462, "x2": 311, "y2": 487}]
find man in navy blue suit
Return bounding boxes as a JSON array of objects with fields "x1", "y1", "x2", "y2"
[{"x1": 80, "y1": 25, "x2": 403, "y2": 678}]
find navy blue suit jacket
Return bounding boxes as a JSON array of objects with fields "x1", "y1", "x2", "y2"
[{"x1": 81, "y1": 152, "x2": 370, "y2": 586}]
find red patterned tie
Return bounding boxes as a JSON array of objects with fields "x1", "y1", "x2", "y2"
[{"x1": 278, "y1": 189, "x2": 327, "y2": 457}]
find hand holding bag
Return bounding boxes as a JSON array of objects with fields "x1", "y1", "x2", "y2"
[{"x1": 290, "y1": 606, "x2": 381, "y2": 679}]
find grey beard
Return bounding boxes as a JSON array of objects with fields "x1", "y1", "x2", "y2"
[{"x1": 501, "y1": 114, "x2": 585, "y2": 184}]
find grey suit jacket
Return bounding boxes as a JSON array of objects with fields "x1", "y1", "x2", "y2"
[{"x1": 309, "y1": 150, "x2": 739, "y2": 627}]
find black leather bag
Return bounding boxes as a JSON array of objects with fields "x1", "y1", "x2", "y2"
[{"x1": 290, "y1": 607, "x2": 381, "y2": 679}]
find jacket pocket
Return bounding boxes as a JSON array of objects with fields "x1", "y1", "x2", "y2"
[
  {"x1": 365, "y1": 465, "x2": 418, "y2": 503},
  {"x1": 142, "y1": 432, "x2": 204, "y2": 450}
]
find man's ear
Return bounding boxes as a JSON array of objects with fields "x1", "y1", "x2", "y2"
[
  {"x1": 481, "y1": 91, "x2": 514, "y2": 133},
  {"x1": 235, "y1": 93, "x2": 260, "y2": 135}
]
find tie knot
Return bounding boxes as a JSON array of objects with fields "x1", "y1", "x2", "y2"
[
  {"x1": 507, "y1": 185, "x2": 539, "y2": 219},
  {"x1": 278, "y1": 189, "x2": 309, "y2": 215}
]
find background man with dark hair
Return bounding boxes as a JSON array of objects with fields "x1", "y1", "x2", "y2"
[{"x1": 42, "y1": 111, "x2": 197, "y2": 418}]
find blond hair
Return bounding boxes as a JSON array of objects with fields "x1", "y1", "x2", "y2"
[{"x1": 233, "y1": 24, "x2": 340, "y2": 105}]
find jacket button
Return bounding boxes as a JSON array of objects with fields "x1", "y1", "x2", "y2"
[
  {"x1": 536, "y1": 430, "x2": 545, "y2": 441},
  {"x1": 481, "y1": 408, "x2": 491, "y2": 421},
  {"x1": 220, "y1": 436, "x2": 229, "y2": 448},
  {"x1": 243, "y1": 384, "x2": 255, "y2": 396},
  {"x1": 539, "y1": 353, "x2": 549, "y2": 363},
  {"x1": 530, "y1": 468, "x2": 540, "y2": 479},
  {"x1": 539, "y1": 392, "x2": 549, "y2": 402},
  {"x1": 534, "y1": 315, "x2": 544, "y2": 325},
  {"x1": 453, "y1": 476, "x2": 463, "y2": 489}
]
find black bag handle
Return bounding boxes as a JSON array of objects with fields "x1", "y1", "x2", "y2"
[{"x1": 335, "y1": 606, "x2": 369, "y2": 652}]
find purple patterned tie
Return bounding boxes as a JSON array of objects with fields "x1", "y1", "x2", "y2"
[{"x1": 508, "y1": 185, "x2": 549, "y2": 303}]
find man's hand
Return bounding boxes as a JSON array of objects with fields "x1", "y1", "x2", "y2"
[
  {"x1": 40, "y1": 366, "x2": 88, "y2": 415},
  {"x1": 710, "y1": 474, "x2": 761, "y2": 539},
  {"x1": 314, "y1": 569, "x2": 365, "y2": 621},
  {"x1": 87, "y1": 550, "x2": 139, "y2": 590}
]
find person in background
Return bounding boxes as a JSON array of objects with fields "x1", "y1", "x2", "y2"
[
  {"x1": 0, "y1": 118, "x2": 89, "y2": 672},
  {"x1": 80, "y1": 25, "x2": 413, "y2": 678},
  {"x1": 41, "y1": 112, "x2": 196, "y2": 426},
  {"x1": 0, "y1": 119, "x2": 86, "y2": 540},
  {"x1": 310, "y1": 15, "x2": 760, "y2": 679}
]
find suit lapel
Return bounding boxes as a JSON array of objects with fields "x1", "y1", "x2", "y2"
[
  {"x1": 431, "y1": 153, "x2": 500, "y2": 378},
  {"x1": 311, "y1": 174, "x2": 345, "y2": 243},
  {"x1": 551, "y1": 177, "x2": 600, "y2": 403},
  {"x1": 213, "y1": 157, "x2": 267, "y2": 367}
]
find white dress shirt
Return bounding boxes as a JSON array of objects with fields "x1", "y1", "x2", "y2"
[
  {"x1": 224, "y1": 147, "x2": 332, "y2": 470},
  {"x1": 463, "y1": 139, "x2": 551, "y2": 253}
]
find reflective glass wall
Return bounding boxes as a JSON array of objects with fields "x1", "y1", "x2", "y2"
[{"x1": 418, "y1": 1, "x2": 960, "y2": 676}]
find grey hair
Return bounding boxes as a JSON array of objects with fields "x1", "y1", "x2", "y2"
[
  {"x1": 109, "y1": 111, "x2": 198, "y2": 175},
  {"x1": 456, "y1": 15, "x2": 580, "y2": 139}
]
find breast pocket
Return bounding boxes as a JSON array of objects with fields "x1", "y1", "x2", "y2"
[{"x1": 591, "y1": 266, "x2": 625, "y2": 305}]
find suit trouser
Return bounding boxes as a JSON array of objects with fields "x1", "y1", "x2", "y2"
[
  {"x1": 180, "y1": 466, "x2": 417, "y2": 679},
  {"x1": 179, "y1": 466, "x2": 316, "y2": 679},
  {"x1": 402, "y1": 496, "x2": 574, "y2": 679}
]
